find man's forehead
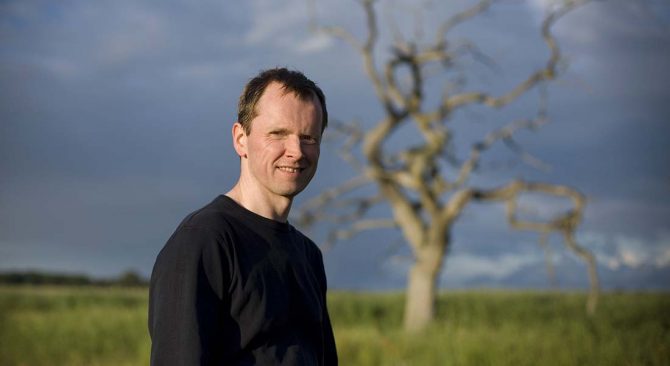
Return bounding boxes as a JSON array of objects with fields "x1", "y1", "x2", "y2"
[
  {"x1": 263, "y1": 82, "x2": 318, "y2": 103},
  {"x1": 256, "y1": 83, "x2": 320, "y2": 113}
]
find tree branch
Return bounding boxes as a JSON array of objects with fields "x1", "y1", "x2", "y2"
[
  {"x1": 442, "y1": 0, "x2": 588, "y2": 112},
  {"x1": 448, "y1": 76, "x2": 551, "y2": 189},
  {"x1": 323, "y1": 218, "x2": 398, "y2": 249},
  {"x1": 448, "y1": 179, "x2": 599, "y2": 314},
  {"x1": 295, "y1": 175, "x2": 371, "y2": 228},
  {"x1": 436, "y1": 0, "x2": 494, "y2": 45},
  {"x1": 325, "y1": 120, "x2": 366, "y2": 173},
  {"x1": 304, "y1": 0, "x2": 598, "y2": 320}
]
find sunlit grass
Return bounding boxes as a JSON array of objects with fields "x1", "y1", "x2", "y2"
[
  {"x1": 0, "y1": 286, "x2": 150, "y2": 366},
  {"x1": 1, "y1": 286, "x2": 668, "y2": 365},
  {"x1": 329, "y1": 290, "x2": 670, "y2": 365}
]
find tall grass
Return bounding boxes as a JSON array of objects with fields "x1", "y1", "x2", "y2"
[
  {"x1": 1, "y1": 286, "x2": 668, "y2": 365},
  {"x1": 330, "y1": 290, "x2": 670, "y2": 365},
  {"x1": 0, "y1": 286, "x2": 150, "y2": 366}
]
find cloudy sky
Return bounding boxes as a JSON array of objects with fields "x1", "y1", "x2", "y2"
[{"x1": 1, "y1": 0, "x2": 669, "y2": 290}]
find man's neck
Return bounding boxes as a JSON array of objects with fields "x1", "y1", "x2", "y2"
[{"x1": 225, "y1": 183, "x2": 292, "y2": 223}]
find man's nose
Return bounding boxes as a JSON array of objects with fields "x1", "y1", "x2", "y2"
[{"x1": 284, "y1": 135, "x2": 304, "y2": 159}]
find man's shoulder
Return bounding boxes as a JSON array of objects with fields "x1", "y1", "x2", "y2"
[
  {"x1": 175, "y1": 195, "x2": 237, "y2": 235},
  {"x1": 289, "y1": 225, "x2": 324, "y2": 258},
  {"x1": 155, "y1": 196, "x2": 240, "y2": 263}
]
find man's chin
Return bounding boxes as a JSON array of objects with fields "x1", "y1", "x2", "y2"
[
  {"x1": 274, "y1": 176, "x2": 313, "y2": 193},
  {"x1": 279, "y1": 188, "x2": 304, "y2": 198},
  {"x1": 275, "y1": 183, "x2": 310, "y2": 199}
]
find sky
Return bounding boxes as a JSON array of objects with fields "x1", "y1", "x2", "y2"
[{"x1": 1, "y1": 0, "x2": 669, "y2": 290}]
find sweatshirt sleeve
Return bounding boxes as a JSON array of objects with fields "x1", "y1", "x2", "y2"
[
  {"x1": 322, "y1": 297, "x2": 338, "y2": 366},
  {"x1": 148, "y1": 226, "x2": 230, "y2": 366},
  {"x1": 313, "y1": 248, "x2": 338, "y2": 366}
]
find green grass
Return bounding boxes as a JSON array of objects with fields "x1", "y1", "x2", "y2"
[
  {"x1": 1, "y1": 287, "x2": 668, "y2": 365},
  {"x1": 0, "y1": 286, "x2": 150, "y2": 366},
  {"x1": 331, "y1": 291, "x2": 670, "y2": 365}
]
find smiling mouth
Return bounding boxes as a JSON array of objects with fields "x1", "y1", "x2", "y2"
[{"x1": 277, "y1": 166, "x2": 304, "y2": 173}]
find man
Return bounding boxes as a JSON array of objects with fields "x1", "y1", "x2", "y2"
[{"x1": 149, "y1": 68, "x2": 337, "y2": 365}]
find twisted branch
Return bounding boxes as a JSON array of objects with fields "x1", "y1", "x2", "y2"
[
  {"x1": 305, "y1": 0, "x2": 598, "y2": 318},
  {"x1": 442, "y1": 0, "x2": 588, "y2": 113}
]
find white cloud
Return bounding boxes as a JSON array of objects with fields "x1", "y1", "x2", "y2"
[
  {"x1": 526, "y1": 0, "x2": 558, "y2": 17},
  {"x1": 95, "y1": 5, "x2": 167, "y2": 66},
  {"x1": 442, "y1": 252, "x2": 541, "y2": 281},
  {"x1": 655, "y1": 247, "x2": 670, "y2": 267},
  {"x1": 620, "y1": 247, "x2": 644, "y2": 268},
  {"x1": 1, "y1": 0, "x2": 172, "y2": 80},
  {"x1": 580, "y1": 230, "x2": 670, "y2": 270},
  {"x1": 525, "y1": 0, "x2": 600, "y2": 44},
  {"x1": 526, "y1": 0, "x2": 670, "y2": 48},
  {"x1": 296, "y1": 33, "x2": 334, "y2": 54},
  {"x1": 383, "y1": 229, "x2": 670, "y2": 284},
  {"x1": 241, "y1": 0, "x2": 354, "y2": 53},
  {"x1": 382, "y1": 252, "x2": 541, "y2": 283},
  {"x1": 243, "y1": 0, "x2": 308, "y2": 45}
]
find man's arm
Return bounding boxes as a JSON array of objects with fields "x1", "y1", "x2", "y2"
[
  {"x1": 148, "y1": 226, "x2": 229, "y2": 365},
  {"x1": 321, "y1": 301, "x2": 338, "y2": 366},
  {"x1": 313, "y1": 249, "x2": 338, "y2": 366}
]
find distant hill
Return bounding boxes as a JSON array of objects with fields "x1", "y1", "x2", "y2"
[{"x1": 0, "y1": 270, "x2": 148, "y2": 287}]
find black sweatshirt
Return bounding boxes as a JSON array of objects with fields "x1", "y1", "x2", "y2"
[{"x1": 149, "y1": 195, "x2": 337, "y2": 365}]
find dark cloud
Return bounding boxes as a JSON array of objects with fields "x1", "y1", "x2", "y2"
[{"x1": 1, "y1": 0, "x2": 668, "y2": 290}]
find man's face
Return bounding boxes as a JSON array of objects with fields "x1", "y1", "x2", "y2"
[{"x1": 236, "y1": 82, "x2": 322, "y2": 201}]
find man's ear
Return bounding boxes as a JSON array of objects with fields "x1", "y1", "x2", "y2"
[{"x1": 232, "y1": 122, "x2": 248, "y2": 158}]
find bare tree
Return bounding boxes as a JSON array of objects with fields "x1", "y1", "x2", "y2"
[{"x1": 299, "y1": 0, "x2": 599, "y2": 332}]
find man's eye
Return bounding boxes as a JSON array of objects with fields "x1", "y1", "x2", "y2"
[
  {"x1": 302, "y1": 136, "x2": 319, "y2": 145},
  {"x1": 269, "y1": 131, "x2": 287, "y2": 138}
]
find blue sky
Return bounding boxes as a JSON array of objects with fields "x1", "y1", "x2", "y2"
[{"x1": 1, "y1": 0, "x2": 669, "y2": 290}]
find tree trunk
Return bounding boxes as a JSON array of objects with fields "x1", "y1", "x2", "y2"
[
  {"x1": 403, "y1": 244, "x2": 444, "y2": 332},
  {"x1": 562, "y1": 230, "x2": 600, "y2": 315}
]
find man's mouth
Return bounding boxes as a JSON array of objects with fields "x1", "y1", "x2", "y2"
[{"x1": 277, "y1": 166, "x2": 304, "y2": 173}]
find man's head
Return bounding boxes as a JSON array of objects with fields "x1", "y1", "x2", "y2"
[
  {"x1": 237, "y1": 68, "x2": 328, "y2": 135},
  {"x1": 231, "y1": 68, "x2": 326, "y2": 205}
]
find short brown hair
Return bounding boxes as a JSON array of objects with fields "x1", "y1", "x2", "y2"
[{"x1": 237, "y1": 68, "x2": 328, "y2": 135}]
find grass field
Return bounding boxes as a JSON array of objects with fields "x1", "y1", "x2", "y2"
[{"x1": 0, "y1": 286, "x2": 668, "y2": 365}]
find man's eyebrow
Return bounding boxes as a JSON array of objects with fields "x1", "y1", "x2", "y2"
[{"x1": 268, "y1": 128, "x2": 290, "y2": 135}]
